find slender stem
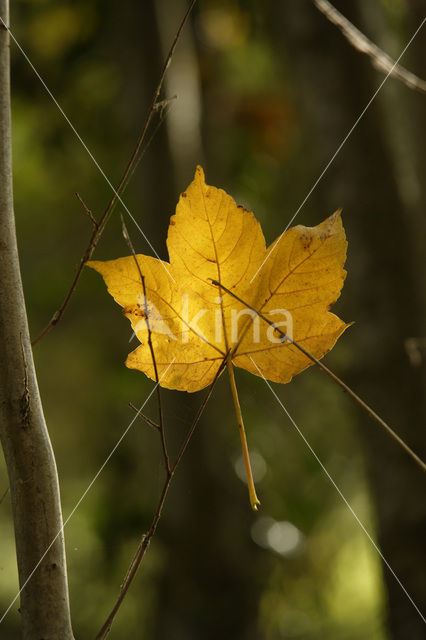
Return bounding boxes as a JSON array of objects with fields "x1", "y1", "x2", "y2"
[
  {"x1": 226, "y1": 355, "x2": 260, "y2": 510},
  {"x1": 75, "y1": 192, "x2": 98, "y2": 228},
  {"x1": 212, "y1": 280, "x2": 426, "y2": 473},
  {"x1": 128, "y1": 402, "x2": 160, "y2": 430}
]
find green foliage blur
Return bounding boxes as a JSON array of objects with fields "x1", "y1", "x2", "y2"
[{"x1": 2, "y1": 1, "x2": 425, "y2": 638}]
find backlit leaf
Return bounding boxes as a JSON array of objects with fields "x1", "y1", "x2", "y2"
[{"x1": 88, "y1": 166, "x2": 348, "y2": 392}]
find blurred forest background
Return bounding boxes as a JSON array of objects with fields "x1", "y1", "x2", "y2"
[{"x1": 1, "y1": 0, "x2": 425, "y2": 638}]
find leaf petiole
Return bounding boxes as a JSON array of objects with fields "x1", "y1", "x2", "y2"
[{"x1": 227, "y1": 354, "x2": 260, "y2": 510}]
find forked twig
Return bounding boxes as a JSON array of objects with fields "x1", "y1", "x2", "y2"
[
  {"x1": 211, "y1": 280, "x2": 426, "y2": 473},
  {"x1": 95, "y1": 357, "x2": 227, "y2": 640},
  {"x1": 313, "y1": 0, "x2": 426, "y2": 94},
  {"x1": 31, "y1": 0, "x2": 197, "y2": 346}
]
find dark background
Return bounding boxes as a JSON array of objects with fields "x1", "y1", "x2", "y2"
[{"x1": 1, "y1": 1, "x2": 425, "y2": 638}]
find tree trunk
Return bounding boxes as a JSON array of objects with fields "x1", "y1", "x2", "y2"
[{"x1": 0, "y1": 2, "x2": 74, "y2": 637}]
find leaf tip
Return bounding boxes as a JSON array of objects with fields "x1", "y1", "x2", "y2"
[
  {"x1": 194, "y1": 164, "x2": 206, "y2": 183},
  {"x1": 327, "y1": 208, "x2": 344, "y2": 230},
  {"x1": 85, "y1": 260, "x2": 102, "y2": 273}
]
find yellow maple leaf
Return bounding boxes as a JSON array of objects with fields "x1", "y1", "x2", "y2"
[
  {"x1": 88, "y1": 166, "x2": 348, "y2": 391},
  {"x1": 87, "y1": 166, "x2": 349, "y2": 508}
]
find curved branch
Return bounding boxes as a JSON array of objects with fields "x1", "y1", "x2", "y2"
[{"x1": 313, "y1": 0, "x2": 426, "y2": 94}]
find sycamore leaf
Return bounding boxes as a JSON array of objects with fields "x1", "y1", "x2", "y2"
[{"x1": 87, "y1": 166, "x2": 349, "y2": 393}]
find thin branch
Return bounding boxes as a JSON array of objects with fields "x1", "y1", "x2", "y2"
[
  {"x1": 121, "y1": 216, "x2": 169, "y2": 474},
  {"x1": 75, "y1": 192, "x2": 98, "y2": 229},
  {"x1": 128, "y1": 402, "x2": 160, "y2": 430},
  {"x1": 313, "y1": 0, "x2": 426, "y2": 94},
  {"x1": 211, "y1": 280, "x2": 426, "y2": 473},
  {"x1": 95, "y1": 357, "x2": 227, "y2": 640},
  {"x1": 31, "y1": 0, "x2": 197, "y2": 346}
]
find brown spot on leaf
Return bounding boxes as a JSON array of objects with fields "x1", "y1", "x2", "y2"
[
  {"x1": 301, "y1": 235, "x2": 313, "y2": 250},
  {"x1": 123, "y1": 305, "x2": 147, "y2": 318}
]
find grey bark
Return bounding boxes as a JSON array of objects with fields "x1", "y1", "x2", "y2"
[{"x1": 0, "y1": 2, "x2": 74, "y2": 638}]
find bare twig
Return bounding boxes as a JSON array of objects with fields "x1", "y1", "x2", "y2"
[
  {"x1": 153, "y1": 95, "x2": 177, "y2": 112},
  {"x1": 95, "y1": 357, "x2": 227, "y2": 640},
  {"x1": 75, "y1": 192, "x2": 98, "y2": 229},
  {"x1": 211, "y1": 280, "x2": 426, "y2": 473},
  {"x1": 31, "y1": 0, "x2": 197, "y2": 346},
  {"x1": 121, "y1": 216, "x2": 169, "y2": 473},
  {"x1": 128, "y1": 402, "x2": 160, "y2": 430},
  {"x1": 313, "y1": 0, "x2": 426, "y2": 94}
]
